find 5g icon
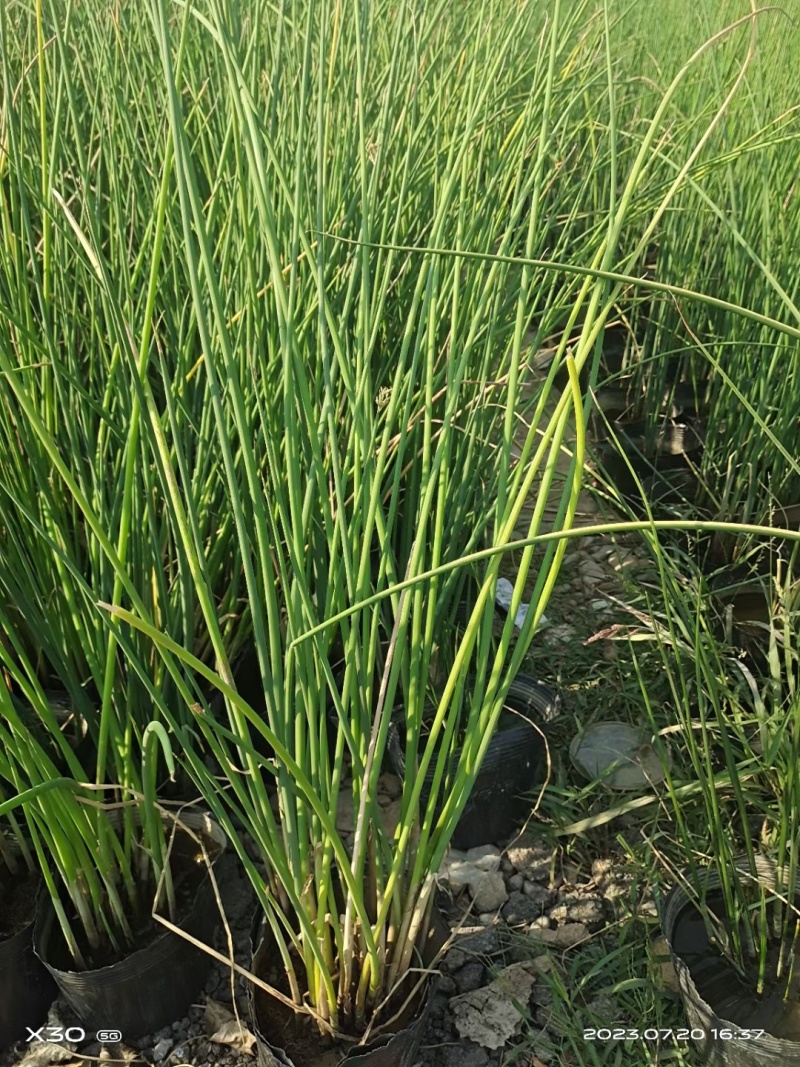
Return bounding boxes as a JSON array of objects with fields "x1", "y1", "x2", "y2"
[{"x1": 96, "y1": 1030, "x2": 123, "y2": 1042}]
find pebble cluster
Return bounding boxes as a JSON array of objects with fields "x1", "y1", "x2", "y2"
[
  {"x1": 419, "y1": 836, "x2": 636, "y2": 1066},
  {"x1": 8, "y1": 837, "x2": 640, "y2": 1067}
]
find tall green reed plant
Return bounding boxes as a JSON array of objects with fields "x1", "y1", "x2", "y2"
[
  {"x1": 88, "y1": 0, "x2": 772, "y2": 1040},
  {"x1": 0, "y1": 658, "x2": 181, "y2": 967},
  {"x1": 590, "y1": 1, "x2": 800, "y2": 521},
  {"x1": 0, "y1": 0, "x2": 783, "y2": 1034},
  {"x1": 0, "y1": 0, "x2": 250, "y2": 944},
  {"x1": 633, "y1": 540, "x2": 800, "y2": 998},
  {"x1": 0, "y1": 0, "x2": 247, "y2": 765}
]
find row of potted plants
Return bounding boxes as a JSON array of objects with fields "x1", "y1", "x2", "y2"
[
  {"x1": 2, "y1": 0, "x2": 800, "y2": 1065},
  {"x1": 0, "y1": 0, "x2": 594, "y2": 1053}
]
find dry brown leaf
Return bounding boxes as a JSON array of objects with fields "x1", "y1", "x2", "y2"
[
  {"x1": 204, "y1": 997, "x2": 257, "y2": 1056},
  {"x1": 17, "y1": 1044, "x2": 79, "y2": 1067},
  {"x1": 98, "y1": 1045, "x2": 148, "y2": 1066}
]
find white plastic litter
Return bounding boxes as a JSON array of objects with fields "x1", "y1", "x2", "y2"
[{"x1": 494, "y1": 577, "x2": 548, "y2": 630}]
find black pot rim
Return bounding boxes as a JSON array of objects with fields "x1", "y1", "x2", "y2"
[
  {"x1": 33, "y1": 810, "x2": 226, "y2": 977},
  {"x1": 662, "y1": 857, "x2": 800, "y2": 1060}
]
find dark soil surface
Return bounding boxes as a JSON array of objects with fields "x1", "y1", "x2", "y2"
[{"x1": 0, "y1": 868, "x2": 39, "y2": 940}]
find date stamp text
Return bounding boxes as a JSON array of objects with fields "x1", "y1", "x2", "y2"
[{"x1": 584, "y1": 1027, "x2": 766, "y2": 1042}]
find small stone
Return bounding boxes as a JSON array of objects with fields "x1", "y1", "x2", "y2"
[
  {"x1": 591, "y1": 858, "x2": 615, "y2": 881},
  {"x1": 589, "y1": 541, "x2": 612, "y2": 560},
  {"x1": 469, "y1": 871, "x2": 508, "y2": 913},
  {"x1": 544, "y1": 623, "x2": 574, "y2": 646},
  {"x1": 549, "y1": 896, "x2": 605, "y2": 929},
  {"x1": 529, "y1": 915, "x2": 551, "y2": 930},
  {"x1": 152, "y1": 1039, "x2": 173, "y2": 1063},
  {"x1": 601, "y1": 879, "x2": 631, "y2": 903},
  {"x1": 527, "y1": 922, "x2": 589, "y2": 949},
  {"x1": 430, "y1": 992, "x2": 449, "y2": 1020},
  {"x1": 464, "y1": 845, "x2": 502, "y2": 872},
  {"x1": 505, "y1": 834, "x2": 552, "y2": 879},
  {"x1": 336, "y1": 790, "x2": 355, "y2": 832},
  {"x1": 530, "y1": 954, "x2": 553, "y2": 975},
  {"x1": 454, "y1": 926, "x2": 503, "y2": 957},
  {"x1": 442, "y1": 926, "x2": 503, "y2": 972},
  {"x1": 507, "y1": 873, "x2": 524, "y2": 892},
  {"x1": 494, "y1": 577, "x2": 515, "y2": 612},
  {"x1": 440, "y1": 855, "x2": 508, "y2": 909},
  {"x1": 438, "y1": 975, "x2": 457, "y2": 996},
  {"x1": 522, "y1": 881, "x2": 553, "y2": 905},
  {"x1": 611, "y1": 548, "x2": 638, "y2": 571},
  {"x1": 590, "y1": 599, "x2": 611, "y2": 612},
  {"x1": 379, "y1": 797, "x2": 401, "y2": 837},
  {"x1": 450, "y1": 962, "x2": 537, "y2": 1050},
  {"x1": 442, "y1": 949, "x2": 468, "y2": 974},
  {"x1": 503, "y1": 890, "x2": 550, "y2": 926},
  {"x1": 531, "y1": 983, "x2": 554, "y2": 1008},
  {"x1": 453, "y1": 961, "x2": 486, "y2": 994},
  {"x1": 580, "y1": 559, "x2": 606, "y2": 585},
  {"x1": 441, "y1": 853, "x2": 480, "y2": 889}
]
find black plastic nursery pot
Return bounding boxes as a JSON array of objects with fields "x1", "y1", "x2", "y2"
[
  {"x1": 33, "y1": 812, "x2": 226, "y2": 1041},
  {"x1": 450, "y1": 674, "x2": 558, "y2": 850},
  {"x1": 662, "y1": 855, "x2": 800, "y2": 1067},
  {"x1": 393, "y1": 673, "x2": 559, "y2": 851},
  {"x1": 0, "y1": 871, "x2": 58, "y2": 1050},
  {"x1": 248, "y1": 910, "x2": 444, "y2": 1067}
]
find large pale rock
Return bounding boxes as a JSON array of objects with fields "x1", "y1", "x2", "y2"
[{"x1": 450, "y1": 962, "x2": 537, "y2": 1049}]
